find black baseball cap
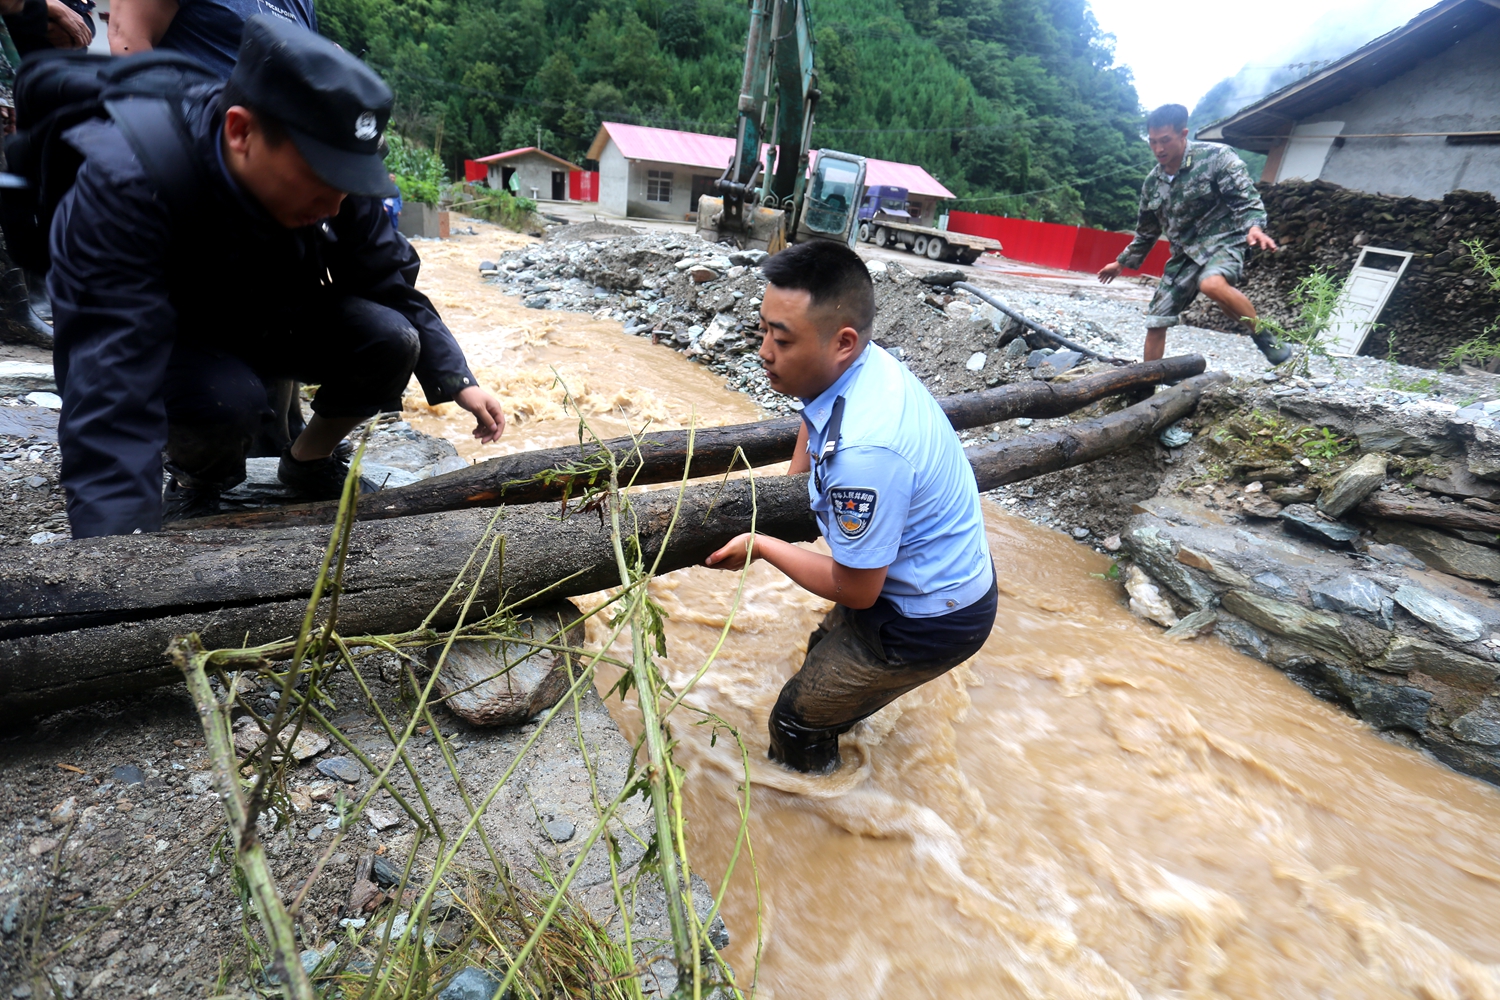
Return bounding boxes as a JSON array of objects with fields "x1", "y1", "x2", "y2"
[{"x1": 228, "y1": 15, "x2": 397, "y2": 198}]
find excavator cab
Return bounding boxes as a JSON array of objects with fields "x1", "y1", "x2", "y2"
[{"x1": 795, "y1": 150, "x2": 867, "y2": 248}]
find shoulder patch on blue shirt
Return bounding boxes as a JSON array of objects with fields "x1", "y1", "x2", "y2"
[{"x1": 829, "y1": 487, "x2": 878, "y2": 539}]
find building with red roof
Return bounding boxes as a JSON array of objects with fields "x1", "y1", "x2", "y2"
[
  {"x1": 585, "y1": 122, "x2": 955, "y2": 224},
  {"x1": 470, "y1": 146, "x2": 582, "y2": 202}
]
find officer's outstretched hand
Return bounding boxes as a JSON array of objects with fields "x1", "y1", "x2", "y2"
[
  {"x1": 706, "y1": 532, "x2": 759, "y2": 571},
  {"x1": 454, "y1": 385, "x2": 506, "y2": 444}
]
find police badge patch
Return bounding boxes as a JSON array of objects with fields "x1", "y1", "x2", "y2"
[{"x1": 828, "y1": 487, "x2": 878, "y2": 540}]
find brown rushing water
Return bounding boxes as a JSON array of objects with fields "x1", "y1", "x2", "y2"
[{"x1": 416, "y1": 225, "x2": 1500, "y2": 999}]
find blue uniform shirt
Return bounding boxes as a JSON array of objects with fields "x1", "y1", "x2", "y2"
[
  {"x1": 800, "y1": 342, "x2": 992, "y2": 617},
  {"x1": 159, "y1": 0, "x2": 317, "y2": 80}
]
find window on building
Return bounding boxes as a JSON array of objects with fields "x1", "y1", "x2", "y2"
[{"x1": 647, "y1": 170, "x2": 674, "y2": 202}]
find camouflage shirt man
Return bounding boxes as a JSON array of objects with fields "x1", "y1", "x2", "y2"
[
  {"x1": 1099, "y1": 104, "x2": 1287, "y2": 365},
  {"x1": 1117, "y1": 141, "x2": 1267, "y2": 273}
]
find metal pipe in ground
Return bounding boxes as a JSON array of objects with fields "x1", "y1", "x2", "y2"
[{"x1": 924, "y1": 272, "x2": 1126, "y2": 366}]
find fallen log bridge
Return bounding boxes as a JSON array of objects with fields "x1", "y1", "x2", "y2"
[
  {"x1": 189, "y1": 355, "x2": 1207, "y2": 530},
  {"x1": 0, "y1": 371, "x2": 1226, "y2": 719}
]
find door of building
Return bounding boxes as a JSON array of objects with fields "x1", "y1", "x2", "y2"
[
  {"x1": 690, "y1": 175, "x2": 718, "y2": 216},
  {"x1": 552, "y1": 171, "x2": 567, "y2": 201}
]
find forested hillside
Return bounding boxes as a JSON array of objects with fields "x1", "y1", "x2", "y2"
[{"x1": 319, "y1": 0, "x2": 1154, "y2": 229}]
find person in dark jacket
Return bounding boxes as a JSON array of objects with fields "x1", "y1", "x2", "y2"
[
  {"x1": 50, "y1": 16, "x2": 505, "y2": 538},
  {"x1": 109, "y1": 0, "x2": 313, "y2": 78}
]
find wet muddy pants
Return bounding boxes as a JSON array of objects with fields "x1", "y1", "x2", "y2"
[
  {"x1": 769, "y1": 575, "x2": 999, "y2": 773},
  {"x1": 164, "y1": 295, "x2": 419, "y2": 491}
]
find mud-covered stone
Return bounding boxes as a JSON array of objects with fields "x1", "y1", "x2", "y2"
[
  {"x1": 1163, "y1": 608, "x2": 1216, "y2": 640},
  {"x1": 1214, "y1": 617, "x2": 1269, "y2": 659},
  {"x1": 1175, "y1": 546, "x2": 1253, "y2": 589},
  {"x1": 1392, "y1": 585, "x2": 1486, "y2": 643},
  {"x1": 1220, "y1": 590, "x2": 1356, "y2": 662},
  {"x1": 1125, "y1": 565, "x2": 1178, "y2": 627},
  {"x1": 1309, "y1": 574, "x2": 1391, "y2": 626},
  {"x1": 1278, "y1": 504, "x2": 1362, "y2": 548},
  {"x1": 1372, "y1": 521, "x2": 1500, "y2": 583},
  {"x1": 1124, "y1": 524, "x2": 1217, "y2": 609},
  {"x1": 427, "y1": 600, "x2": 587, "y2": 726},
  {"x1": 1375, "y1": 636, "x2": 1499, "y2": 690},
  {"x1": 1327, "y1": 666, "x2": 1434, "y2": 733},
  {"x1": 1317, "y1": 452, "x2": 1387, "y2": 518},
  {"x1": 1452, "y1": 710, "x2": 1500, "y2": 746}
]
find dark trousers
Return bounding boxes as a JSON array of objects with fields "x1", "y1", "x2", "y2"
[
  {"x1": 769, "y1": 575, "x2": 998, "y2": 773},
  {"x1": 164, "y1": 295, "x2": 418, "y2": 491}
]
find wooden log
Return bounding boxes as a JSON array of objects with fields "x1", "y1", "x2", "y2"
[
  {"x1": 1357, "y1": 493, "x2": 1500, "y2": 534},
  {"x1": 187, "y1": 355, "x2": 1207, "y2": 530},
  {"x1": 0, "y1": 371, "x2": 1226, "y2": 719}
]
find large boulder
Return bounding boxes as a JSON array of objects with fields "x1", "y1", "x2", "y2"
[
  {"x1": 426, "y1": 600, "x2": 587, "y2": 726},
  {"x1": 1317, "y1": 452, "x2": 1387, "y2": 518}
]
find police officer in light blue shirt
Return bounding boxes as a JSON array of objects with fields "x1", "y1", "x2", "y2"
[{"x1": 707, "y1": 240, "x2": 997, "y2": 773}]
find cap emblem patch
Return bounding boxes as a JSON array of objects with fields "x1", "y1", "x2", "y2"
[
  {"x1": 828, "y1": 487, "x2": 877, "y2": 540},
  {"x1": 354, "y1": 111, "x2": 379, "y2": 141}
]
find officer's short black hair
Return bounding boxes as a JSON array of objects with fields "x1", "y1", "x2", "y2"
[
  {"x1": 760, "y1": 240, "x2": 875, "y2": 341},
  {"x1": 1146, "y1": 104, "x2": 1189, "y2": 133},
  {"x1": 218, "y1": 82, "x2": 291, "y2": 147}
]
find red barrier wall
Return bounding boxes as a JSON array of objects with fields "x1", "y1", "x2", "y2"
[
  {"x1": 947, "y1": 210, "x2": 1170, "y2": 277},
  {"x1": 464, "y1": 159, "x2": 487, "y2": 183},
  {"x1": 569, "y1": 171, "x2": 600, "y2": 202}
]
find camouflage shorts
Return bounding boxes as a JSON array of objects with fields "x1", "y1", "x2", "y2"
[{"x1": 1145, "y1": 246, "x2": 1245, "y2": 328}]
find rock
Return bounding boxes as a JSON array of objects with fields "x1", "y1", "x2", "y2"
[
  {"x1": 965, "y1": 352, "x2": 986, "y2": 372},
  {"x1": 1124, "y1": 524, "x2": 1216, "y2": 609},
  {"x1": 24, "y1": 392, "x2": 61, "y2": 409},
  {"x1": 1364, "y1": 542, "x2": 1429, "y2": 569},
  {"x1": 542, "y1": 815, "x2": 576, "y2": 843},
  {"x1": 478, "y1": 260, "x2": 498, "y2": 275},
  {"x1": 428, "y1": 600, "x2": 586, "y2": 726},
  {"x1": 1014, "y1": 418, "x2": 1033, "y2": 428},
  {"x1": 365, "y1": 808, "x2": 401, "y2": 831},
  {"x1": 1175, "y1": 546, "x2": 1254, "y2": 589},
  {"x1": 308, "y1": 781, "x2": 337, "y2": 802},
  {"x1": 1220, "y1": 590, "x2": 1356, "y2": 662},
  {"x1": 728, "y1": 249, "x2": 767, "y2": 266},
  {"x1": 1375, "y1": 636, "x2": 1499, "y2": 689},
  {"x1": 27, "y1": 837, "x2": 58, "y2": 857},
  {"x1": 1309, "y1": 574, "x2": 1390, "y2": 625},
  {"x1": 1267, "y1": 485, "x2": 1318, "y2": 504},
  {"x1": 1372, "y1": 521, "x2": 1500, "y2": 582},
  {"x1": 1158, "y1": 421, "x2": 1193, "y2": 448},
  {"x1": 0, "y1": 360, "x2": 56, "y2": 393},
  {"x1": 1252, "y1": 572, "x2": 1296, "y2": 600},
  {"x1": 1102, "y1": 534, "x2": 1121, "y2": 552},
  {"x1": 49, "y1": 796, "x2": 76, "y2": 828},
  {"x1": 1215, "y1": 618, "x2": 1269, "y2": 659},
  {"x1": 945, "y1": 301, "x2": 974, "y2": 320},
  {"x1": 233, "y1": 717, "x2": 331, "y2": 761},
  {"x1": 301, "y1": 944, "x2": 337, "y2": 977},
  {"x1": 688, "y1": 266, "x2": 719, "y2": 284},
  {"x1": 316, "y1": 756, "x2": 364, "y2": 784},
  {"x1": 1071, "y1": 526, "x2": 1090, "y2": 539},
  {"x1": 1163, "y1": 609, "x2": 1217, "y2": 641},
  {"x1": 1031, "y1": 350, "x2": 1082, "y2": 379},
  {"x1": 440, "y1": 967, "x2": 507, "y2": 1000},
  {"x1": 288, "y1": 789, "x2": 313, "y2": 812},
  {"x1": 522, "y1": 295, "x2": 549, "y2": 309},
  {"x1": 1327, "y1": 666, "x2": 1433, "y2": 732},
  {"x1": 1124, "y1": 565, "x2": 1179, "y2": 627},
  {"x1": 1317, "y1": 453, "x2": 1388, "y2": 517},
  {"x1": 110, "y1": 764, "x2": 144, "y2": 785},
  {"x1": 1452, "y1": 711, "x2": 1500, "y2": 745},
  {"x1": 865, "y1": 259, "x2": 888, "y2": 277},
  {"x1": 1412, "y1": 466, "x2": 1500, "y2": 503},
  {"x1": 1392, "y1": 585, "x2": 1485, "y2": 643},
  {"x1": 1025, "y1": 349, "x2": 1055, "y2": 368},
  {"x1": 1278, "y1": 504, "x2": 1362, "y2": 548},
  {"x1": 1003, "y1": 337, "x2": 1029, "y2": 359}
]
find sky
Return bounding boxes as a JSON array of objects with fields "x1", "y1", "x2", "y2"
[{"x1": 1088, "y1": 0, "x2": 1436, "y2": 113}]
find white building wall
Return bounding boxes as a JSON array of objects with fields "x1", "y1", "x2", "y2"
[
  {"x1": 598, "y1": 143, "x2": 630, "y2": 217},
  {"x1": 1305, "y1": 19, "x2": 1500, "y2": 199},
  {"x1": 484, "y1": 153, "x2": 573, "y2": 202}
]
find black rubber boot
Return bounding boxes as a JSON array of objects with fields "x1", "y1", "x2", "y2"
[
  {"x1": 1252, "y1": 330, "x2": 1292, "y2": 365},
  {"x1": 26, "y1": 270, "x2": 51, "y2": 324},
  {"x1": 277, "y1": 445, "x2": 380, "y2": 500},
  {"x1": 162, "y1": 476, "x2": 222, "y2": 524},
  {"x1": 0, "y1": 268, "x2": 53, "y2": 348}
]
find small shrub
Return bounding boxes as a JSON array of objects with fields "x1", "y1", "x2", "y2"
[
  {"x1": 1252, "y1": 267, "x2": 1343, "y2": 377},
  {"x1": 1443, "y1": 240, "x2": 1500, "y2": 370},
  {"x1": 460, "y1": 183, "x2": 539, "y2": 233},
  {"x1": 387, "y1": 133, "x2": 447, "y2": 207}
]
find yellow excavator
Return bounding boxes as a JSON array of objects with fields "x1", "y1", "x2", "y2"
[{"x1": 694, "y1": 0, "x2": 867, "y2": 252}]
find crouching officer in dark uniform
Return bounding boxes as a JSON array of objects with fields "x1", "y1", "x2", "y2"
[
  {"x1": 50, "y1": 16, "x2": 505, "y2": 537},
  {"x1": 705, "y1": 241, "x2": 997, "y2": 773}
]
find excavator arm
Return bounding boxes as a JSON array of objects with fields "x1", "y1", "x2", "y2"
[{"x1": 699, "y1": 0, "x2": 863, "y2": 252}]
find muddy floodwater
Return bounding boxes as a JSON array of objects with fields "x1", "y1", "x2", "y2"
[{"x1": 416, "y1": 227, "x2": 1500, "y2": 999}]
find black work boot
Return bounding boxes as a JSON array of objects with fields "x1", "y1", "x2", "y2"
[
  {"x1": 0, "y1": 268, "x2": 53, "y2": 348},
  {"x1": 163, "y1": 476, "x2": 222, "y2": 524},
  {"x1": 1251, "y1": 330, "x2": 1292, "y2": 366},
  {"x1": 277, "y1": 445, "x2": 380, "y2": 501}
]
